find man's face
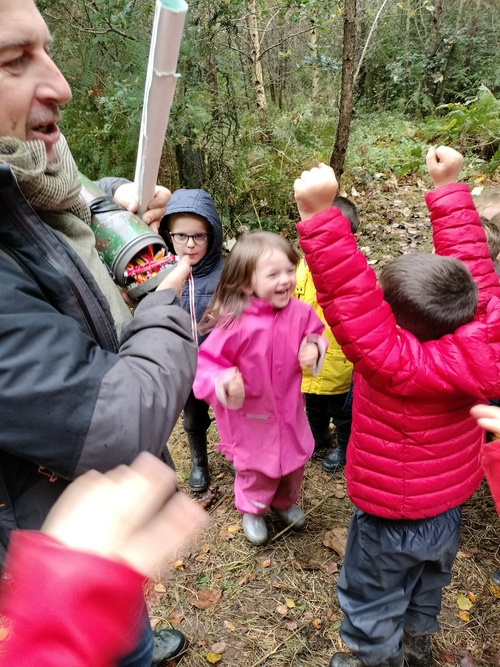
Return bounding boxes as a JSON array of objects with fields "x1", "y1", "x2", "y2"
[{"x1": 0, "y1": 0, "x2": 72, "y2": 162}]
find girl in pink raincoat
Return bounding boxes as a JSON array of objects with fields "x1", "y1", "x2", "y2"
[{"x1": 193, "y1": 232, "x2": 327, "y2": 545}]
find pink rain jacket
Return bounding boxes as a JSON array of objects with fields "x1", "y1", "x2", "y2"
[
  {"x1": 297, "y1": 183, "x2": 500, "y2": 520},
  {"x1": 193, "y1": 297, "x2": 326, "y2": 478}
]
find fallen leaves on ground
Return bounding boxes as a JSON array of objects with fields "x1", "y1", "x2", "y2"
[
  {"x1": 188, "y1": 589, "x2": 222, "y2": 610},
  {"x1": 323, "y1": 527, "x2": 348, "y2": 557}
]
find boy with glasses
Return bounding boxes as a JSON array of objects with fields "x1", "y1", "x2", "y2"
[{"x1": 160, "y1": 190, "x2": 224, "y2": 492}]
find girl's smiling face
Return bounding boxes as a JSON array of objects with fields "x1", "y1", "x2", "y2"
[{"x1": 251, "y1": 248, "x2": 297, "y2": 309}]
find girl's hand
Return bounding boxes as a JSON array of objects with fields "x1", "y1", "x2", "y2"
[
  {"x1": 299, "y1": 341, "x2": 319, "y2": 372},
  {"x1": 226, "y1": 369, "x2": 245, "y2": 410},
  {"x1": 294, "y1": 163, "x2": 338, "y2": 221}
]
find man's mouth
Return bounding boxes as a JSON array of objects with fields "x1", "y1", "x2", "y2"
[{"x1": 31, "y1": 121, "x2": 58, "y2": 135}]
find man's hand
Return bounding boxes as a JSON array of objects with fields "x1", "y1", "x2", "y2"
[
  {"x1": 114, "y1": 183, "x2": 171, "y2": 233},
  {"x1": 294, "y1": 163, "x2": 338, "y2": 221},
  {"x1": 426, "y1": 146, "x2": 464, "y2": 189},
  {"x1": 41, "y1": 452, "x2": 208, "y2": 577},
  {"x1": 298, "y1": 341, "x2": 319, "y2": 371},
  {"x1": 156, "y1": 256, "x2": 191, "y2": 295}
]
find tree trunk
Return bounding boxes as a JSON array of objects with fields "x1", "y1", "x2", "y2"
[
  {"x1": 330, "y1": 0, "x2": 357, "y2": 184},
  {"x1": 246, "y1": 0, "x2": 268, "y2": 117},
  {"x1": 426, "y1": 0, "x2": 444, "y2": 104},
  {"x1": 310, "y1": 27, "x2": 319, "y2": 100}
]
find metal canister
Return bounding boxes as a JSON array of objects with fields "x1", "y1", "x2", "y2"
[{"x1": 79, "y1": 174, "x2": 167, "y2": 287}]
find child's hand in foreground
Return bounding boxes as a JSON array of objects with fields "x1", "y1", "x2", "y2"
[
  {"x1": 426, "y1": 146, "x2": 464, "y2": 189},
  {"x1": 294, "y1": 163, "x2": 338, "y2": 221},
  {"x1": 470, "y1": 404, "x2": 500, "y2": 440},
  {"x1": 41, "y1": 452, "x2": 208, "y2": 577},
  {"x1": 298, "y1": 341, "x2": 319, "y2": 373}
]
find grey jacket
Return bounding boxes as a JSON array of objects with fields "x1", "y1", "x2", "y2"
[{"x1": 0, "y1": 165, "x2": 197, "y2": 561}]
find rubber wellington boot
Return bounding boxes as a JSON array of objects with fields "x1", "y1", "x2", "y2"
[
  {"x1": 186, "y1": 432, "x2": 210, "y2": 493},
  {"x1": 242, "y1": 513, "x2": 268, "y2": 545},
  {"x1": 329, "y1": 653, "x2": 363, "y2": 667},
  {"x1": 273, "y1": 504, "x2": 306, "y2": 530},
  {"x1": 403, "y1": 631, "x2": 432, "y2": 667},
  {"x1": 321, "y1": 445, "x2": 346, "y2": 472},
  {"x1": 330, "y1": 650, "x2": 404, "y2": 667},
  {"x1": 151, "y1": 628, "x2": 188, "y2": 666}
]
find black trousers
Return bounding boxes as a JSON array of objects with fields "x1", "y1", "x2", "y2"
[
  {"x1": 304, "y1": 391, "x2": 352, "y2": 450},
  {"x1": 336, "y1": 506, "x2": 461, "y2": 665}
]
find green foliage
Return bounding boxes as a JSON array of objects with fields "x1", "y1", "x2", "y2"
[
  {"x1": 424, "y1": 86, "x2": 500, "y2": 172},
  {"x1": 41, "y1": 0, "x2": 498, "y2": 238},
  {"x1": 346, "y1": 113, "x2": 429, "y2": 179}
]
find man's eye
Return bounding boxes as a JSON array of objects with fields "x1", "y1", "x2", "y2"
[{"x1": 3, "y1": 54, "x2": 27, "y2": 71}]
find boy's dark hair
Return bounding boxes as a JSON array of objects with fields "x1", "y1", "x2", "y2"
[
  {"x1": 332, "y1": 196, "x2": 359, "y2": 234},
  {"x1": 482, "y1": 214, "x2": 500, "y2": 261},
  {"x1": 379, "y1": 253, "x2": 478, "y2": 343}
]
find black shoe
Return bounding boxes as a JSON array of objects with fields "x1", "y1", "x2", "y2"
[
  {"x1": 321, "y1": 447, "x2": 346, "y2": 472},
  {"x1": 151, "y1": 629, "x2": 188, "y2": 666},
  {"x1": 403, "y1": 631, "x2": 432, "y2": 667}
]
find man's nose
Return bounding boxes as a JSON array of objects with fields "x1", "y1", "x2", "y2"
[{"x1": 37, "y1": 51, "x2": 72, "y2": 105}]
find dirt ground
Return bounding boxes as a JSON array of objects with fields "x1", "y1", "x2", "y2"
[{"x1": 148, "y1": 173, "x2": 500, "y2": 667}]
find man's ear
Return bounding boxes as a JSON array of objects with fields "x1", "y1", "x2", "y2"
[{"x1": 353, "y1": 233, "x2": 359, "y2": 241}]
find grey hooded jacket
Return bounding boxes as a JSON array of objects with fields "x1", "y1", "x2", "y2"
[{"x1": 0, "y1": 166, "x2": 197, "y2": 563}]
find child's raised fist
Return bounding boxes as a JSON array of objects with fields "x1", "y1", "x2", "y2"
[
  {"x1": 426, "y1": 146, "x2": 464, "y2": 189},
  {"x1": 294, "y1": 163, "x2": 338, "y2": 221}
]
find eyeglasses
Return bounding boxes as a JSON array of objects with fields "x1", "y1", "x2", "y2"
[{"x1": 170, "y1": 232, "x2": 209, "y2": 246}]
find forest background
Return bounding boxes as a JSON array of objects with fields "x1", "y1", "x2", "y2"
[
  {"x1": 39, "y1": 0, "x2": 500, "y2": 239},
  {"x1": 36, "y1": 3, "x2": 500, "y2": 665}
]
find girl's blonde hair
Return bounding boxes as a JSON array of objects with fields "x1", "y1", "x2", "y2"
[{"x1": 198, "y1": 231, "x2": 299, "y2": 334}]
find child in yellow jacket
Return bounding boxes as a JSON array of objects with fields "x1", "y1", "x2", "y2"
[{"x1": 294, "y1": 196, "x2": 359, "y2": 471}]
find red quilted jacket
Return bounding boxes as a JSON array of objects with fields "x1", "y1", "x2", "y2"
[
  {"x1": 0, "y1": 531, "x2": 145, "y2": 666},
  {"x1": 297, "y1": 183, "x2": 500, "y2": 519}
]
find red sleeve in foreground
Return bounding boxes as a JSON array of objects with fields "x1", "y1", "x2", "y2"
[{"x1": 0, "y1": 531, "x2": 146, "y2": 667}]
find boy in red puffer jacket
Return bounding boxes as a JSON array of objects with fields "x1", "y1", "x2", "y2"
[{"x1": 294, "y1": 147, "x2": 500, "y2": 667}]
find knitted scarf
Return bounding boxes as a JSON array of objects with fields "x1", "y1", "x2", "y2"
[{"x1": 0, "y1": 135, "x2": 131, "y2": 335}]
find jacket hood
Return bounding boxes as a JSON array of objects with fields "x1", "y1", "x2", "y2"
[{"x1": 160, "y1": 189, "x2": 223, "y2": 278}]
